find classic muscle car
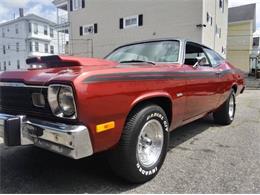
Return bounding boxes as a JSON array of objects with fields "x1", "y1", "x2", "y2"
[{"x1": 0, "y1": 39, "x2": 245, "y2": 183}]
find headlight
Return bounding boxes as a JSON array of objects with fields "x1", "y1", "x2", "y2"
[
  {"x1": 58, "y1": 87, "x2": 75, "y2": 117},
  {"x1": 48, "y1": 85, "x2": 77, "y2": 119}
]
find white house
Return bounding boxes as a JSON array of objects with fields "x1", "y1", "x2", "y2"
[
  {"x1": 53, "y1": 0, "x2": 70, "y2": 55},
  {"x1": 0, "y1": 13, "x2": 58, "y2": 71},
  {"x1": 53, "y1": 0, "x2": 228, "y2": 58},
  {"x1": 250, "y1": 30, "x2": 260, "y2": 73}
]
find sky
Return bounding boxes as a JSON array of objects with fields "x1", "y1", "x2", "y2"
[{"x1": 0, "y1": 0, "x2": 259, "y2": 30}]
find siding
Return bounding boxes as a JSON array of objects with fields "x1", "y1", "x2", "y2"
[
  {"x1": 227, "y1": 21, "x2": 253, "y2": 72},
  {"x1": 69, "y1": 0, "x2": 204, "y2": 58}
]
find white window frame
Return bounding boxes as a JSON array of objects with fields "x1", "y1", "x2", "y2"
[
  {"x1": 44, "y1": 43, "x2": 49, "y2": 53},
  {"x1": 50, "y1": 28, "x2": 54, "y2": 37},
  {"x1": 50, "y1": 45, "x2": 54, "y2": 54},
  {"x1": 44, "y1": 25, "x2": 48, "y2": 35},
  {"x1": 123, "y1": 15, "x2": 139, "y2": 29},
  {"x1": 216, "y1": 25, "x2": 221, "y2": 38},
  {"x1": 16, "y1": 42, "x2": 19, "y2": 52},
  {"x1": 2, "y1": 28, "x2": 5, "y2": 37},
  {"x1": 17, "y1": 60, "x2": 20, "y2": 69},
  {"x1": 3, "y1": 45, "x2": 6, "y2": 54},
  {"x1": 34, "y1": 23, "x2": 38, "y2": 34},
  {"x1": 28, "y1": 22, "x2": 32, "y2": 33},
  {"x1": 206, "y1": 12, "x2": 210, "y2": 24},
  {"x1": 15, "y1": 24, "x2": 19, "y2": 34},
  {"x1": 29, "y1": 41, "x2": 33, "y2": 52},
  {"x1": 35, "y1": 42, "x2": 39, "y2": 52},
  {"x1": 73, "y1": 0, "x2": 82, "y2": 11},
  {"x1": 219, "y1": 0, "x2": 224, "y2": 13},
  {"x1": 83, "y1": 24, "x2": 95, "y2": 35}
]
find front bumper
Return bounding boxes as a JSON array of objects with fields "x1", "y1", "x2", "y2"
[{"x1": 0, "y1": 113, "x2": 93, "y2": 159}]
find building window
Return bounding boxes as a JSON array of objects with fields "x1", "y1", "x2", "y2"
[
  {"x1": 15, "y1": 24, "x2": 19, "y2": 34},
  {"x1": 50, "y1": 28, "x2": 54, "y2": 37},
  {"x1": 8, "y1": 61, "x2": 11, "y2": 66},
  {"x1": 222, "y1": 46, "x2": 226, "y2": 54},
  {"x1": 34, "y1": 23, "x2": 38, "y2": 34},
  {"x1": 124, "y1": 15, "x2": 138, "y2": 28},
  {"x1": 120, "y1": 14, "x2": 143, "y2": 29},
  {"x1": 80, "y1": 23, "x2": 98, "y2": 36},
  {"x1": 28, "y1": 22, "x2": 32, "y2": 33},
  {"x1": 219, "y1": 0, "x2": 224, "y2": 13},
  {"x1": 17, "y1": 60, "x2": 20, "y2": 69},
  {"x1": 35, "y1": 42, "x2": 39, "y2": 52},
  {"x1": 253, "y1": 37, "x2": 260, "y2": 47},
  {"x1": 50, "y1": 45, "x2": 54, "y2": 54},
  {"x1": 4, "y1": 61, "x2": 6, "y2": 71},
  {"x1": 2, "y1": 28, "x2": 5, "y2": 37},
  {"x1": 16, "y1": 42, "x2": 19, "y2": 52},
  {"x1": 73, "y1": 0, "x2": 81, "y2": 10},
  {"x1": 44, "y1": 43, "x2": 49, "y2": 53},
  {"x1": 71, "y1": 0, "x2": 85, "y2": 11},
  {"x1": 206, "y1": 12, "x2": 210, "y2": 23},
  {"x1": 29, "y1": 42, "x2": 33, "y2": 52},
  {"x1": 206, "y1": 13, "x2": 213, "y2": 26},
  {"x1": 216, "y1": 25, "x2": 221, "y2": 38},
  {"x1": 3, "y1": 45, "x2": 6, "y2": 54},
  {"x1": 8, "y1": 45, "x2": 10, "y2": 50},
  {"x1": 44, "y1": 25, "x2": 48, "y2": 35}
]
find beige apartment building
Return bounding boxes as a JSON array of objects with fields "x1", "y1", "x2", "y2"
[
  {"x1": 227, "y1": 4, "x2": 256, "y2": 73},
  {"x1": 53, "y1": 0, "x2": 228, "y2": 58}
]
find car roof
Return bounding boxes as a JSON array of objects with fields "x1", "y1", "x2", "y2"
[{"x1": 113, "y1": 37, "x2": 212, "y2": 50}]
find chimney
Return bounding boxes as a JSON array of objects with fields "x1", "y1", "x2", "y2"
[{"x1": 19, "y1": 8, "x2": 24, "y2": 17}]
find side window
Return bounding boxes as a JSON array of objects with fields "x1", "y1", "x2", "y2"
[
  {"x1": 185, "y1": 42, "x2": 211, "y2": 66},
  {"x1": 203, "y1": 48, "x2": 223, "y2": 67}
]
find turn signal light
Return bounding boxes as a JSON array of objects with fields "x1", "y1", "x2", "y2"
[{"x1": 96, "y1": 121, "x2": 115, "y2": 133}]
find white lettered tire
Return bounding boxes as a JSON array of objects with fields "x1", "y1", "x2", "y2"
[{"x1": 108, "y1": 104, "x2": 169, "y2": 183}]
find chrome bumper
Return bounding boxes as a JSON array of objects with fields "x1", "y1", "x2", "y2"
[{"x1": 0, "y1": 113, "x2": 93, "y2": 159}]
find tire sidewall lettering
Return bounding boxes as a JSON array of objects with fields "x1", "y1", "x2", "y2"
[
  {"x1": 136, "y1": 162, "x2": 158, "y2": 176},
  {"x1": 146, "y1": 112, "x2": 169, "y2": 132},
  {"x1": 135, "y1": 111, "x2": 169, "y2": 176}
]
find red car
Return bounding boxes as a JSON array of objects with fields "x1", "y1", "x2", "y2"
[{"x1": 0, "y1": 39, "x2": 245, "y2": 183}]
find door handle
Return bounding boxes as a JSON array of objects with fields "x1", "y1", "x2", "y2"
[{"x1": 216, "y1": 71, "x2": 222, "y2": 77}]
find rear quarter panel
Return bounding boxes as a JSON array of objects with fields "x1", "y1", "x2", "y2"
[{"x1": 217, "y1": 62, "x2": 245, "y2": 107}]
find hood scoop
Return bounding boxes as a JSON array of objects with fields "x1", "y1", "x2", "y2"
[{"x1": 26, "y1": 55, "x2": 117, "y2": 69}]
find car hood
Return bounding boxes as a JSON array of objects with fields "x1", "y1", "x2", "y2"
[
  {"x1": 0, "y1": 57, "x2": 181, "y2": 86},
  {"x1": 0, "y1": 64, "x2": 120, "y2": 85}
]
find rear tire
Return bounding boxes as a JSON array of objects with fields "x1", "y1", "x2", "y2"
[
  {"x1": 108, "y1": 104, "x2": 169, "y2": 183},
  {"x1": 213, "y1": 89, "x2": 236, "y2": 125}
]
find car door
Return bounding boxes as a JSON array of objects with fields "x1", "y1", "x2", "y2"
[
  {"x1": 183, "y1": 42, "x2": 220, "y2": 121},
  {"x1": 203, "y1": 47, "x2": 226, "y2": 107}
]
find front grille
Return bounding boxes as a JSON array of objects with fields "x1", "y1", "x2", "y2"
[{"x1": 0, "y1": 85, "x2": 53, "y2": 118}]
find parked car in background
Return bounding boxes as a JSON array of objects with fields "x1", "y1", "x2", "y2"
[{"x1": 0, "y1": 38, "x2": 245, "y2": 183}]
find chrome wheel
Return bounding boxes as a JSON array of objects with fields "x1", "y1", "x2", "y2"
[
  {"x1": 229, "y1": 94, "x2": 235, "y2": 119},
  {"x1": 137, "y1": 119, "x2": 164, "y2": 168}
]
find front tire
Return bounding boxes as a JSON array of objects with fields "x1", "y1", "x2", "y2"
[
  {"x1": 108, "y1": 104, "x2": 169, "y2": 183},
  {"x1": 213, "y1": 89, "x2": 236, "y2": 125}
]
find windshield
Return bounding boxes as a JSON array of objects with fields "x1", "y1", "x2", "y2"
[{"x1": 106, "y1": 40, "x2": 180, "y2": 63}]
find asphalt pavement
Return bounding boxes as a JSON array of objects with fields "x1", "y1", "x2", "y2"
[{"x1": 0, "y1": 90, "x2": 260, "y2": 193}]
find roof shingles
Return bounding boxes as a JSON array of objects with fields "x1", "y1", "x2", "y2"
[{"x1": 228, "y1": 3, "x2": 256, "y2": 23}]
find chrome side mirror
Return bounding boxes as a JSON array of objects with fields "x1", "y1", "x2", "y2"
[{"x1": 193, "y1": 56, "x2": 207, "y2": 68}]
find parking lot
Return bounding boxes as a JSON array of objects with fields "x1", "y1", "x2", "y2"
[{"x1": 0, "y1": 90, "x2": 260, "y2": 193}]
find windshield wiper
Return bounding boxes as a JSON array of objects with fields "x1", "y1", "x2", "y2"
[{"x1": 119, "y1": 60, "x2": 156, "y2": 65}]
